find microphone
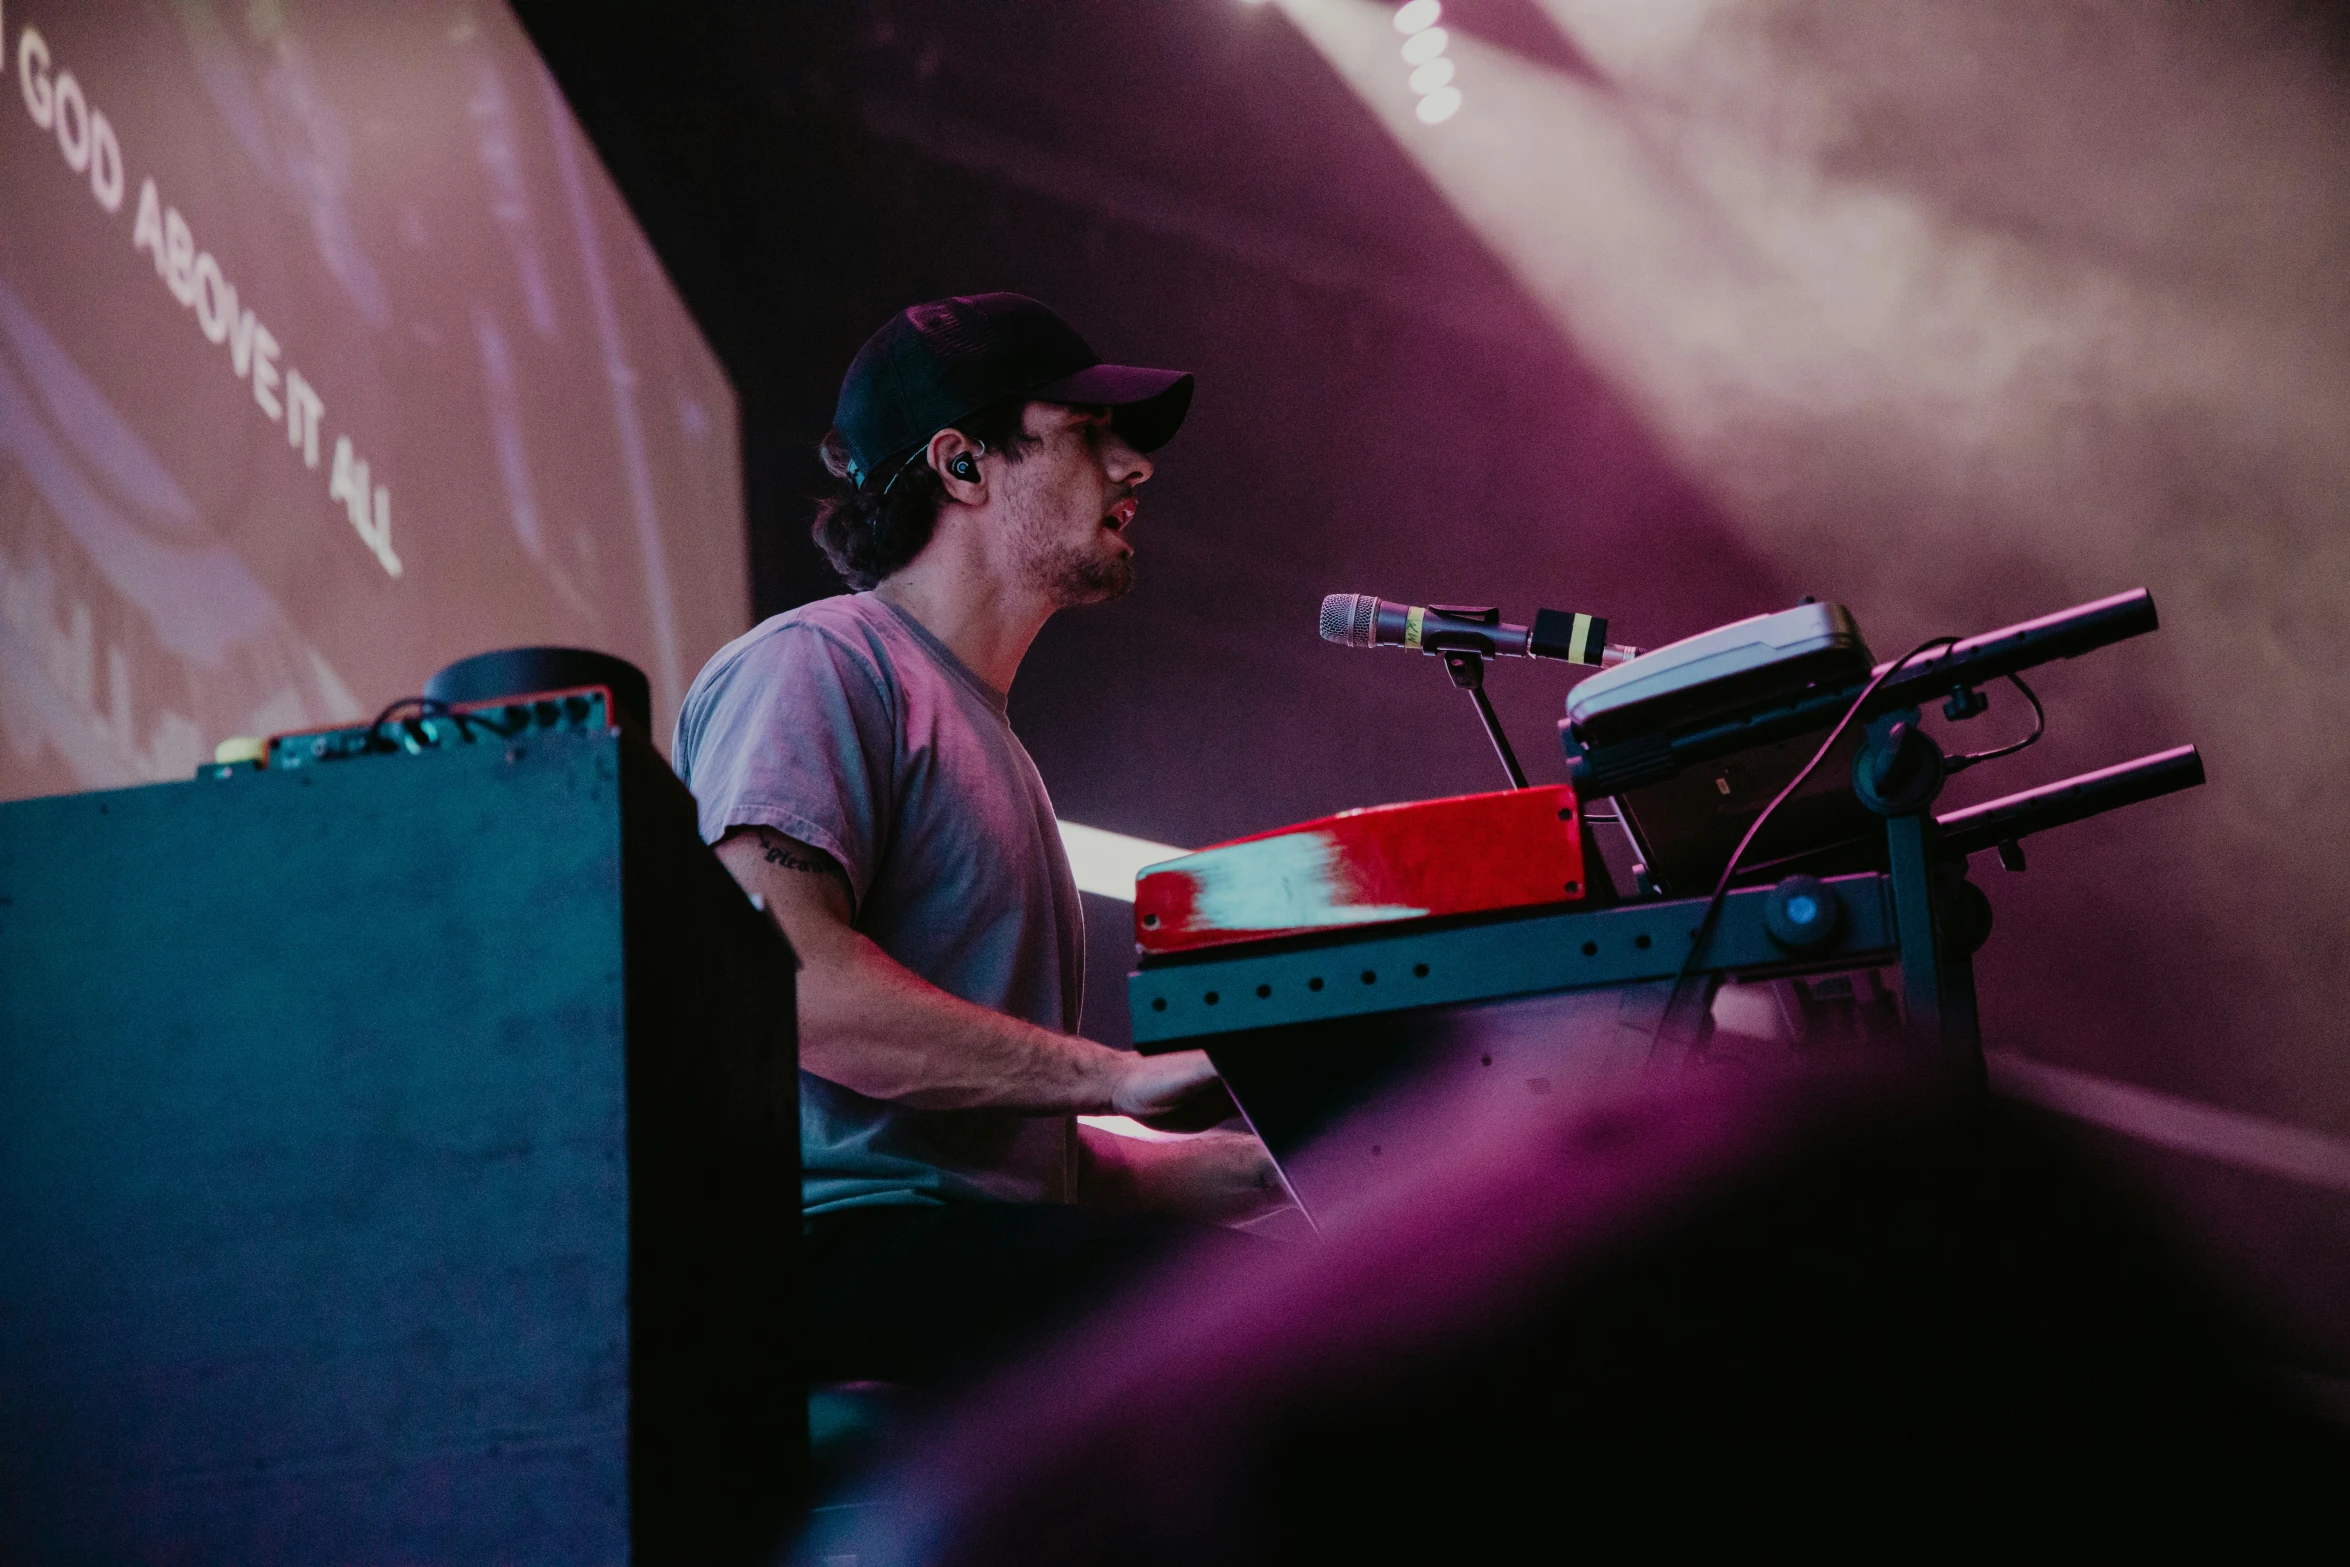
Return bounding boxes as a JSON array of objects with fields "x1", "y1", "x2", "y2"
[{"x1": 1319, "y1": 594, "x2": 1637, "y2": 667}]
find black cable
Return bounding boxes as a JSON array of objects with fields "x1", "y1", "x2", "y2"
[
  {"x1": 1648, "y1": 635, "x2": 1958, "y2": 1057},
  {"x1": 369, "y1": 694, "x2": 437, "y2": 728},
  {"x1": 1689, "y1": 671, "x2": 2048, "y2": 880},
  {"x1": 367, "y1": 695, "x2": 441, "y2": 752},
  {"x1": 366, "y1": 695, "x2": 521, "y2": 751},
  {"x1": 450, "y1": 703, "x2": 522, "y2": 740},
  {"x1": 1947, "y1": 672, "x2": 2044, "y2": 772}
]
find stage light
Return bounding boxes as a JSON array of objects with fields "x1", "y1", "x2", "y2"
[
  {"x1": 1393, "y1": 0, "x2": 1441, "y2": 33},
  {"x1": 1381, "y1": 8, "x2": 1461, "y2": 124},
  {"x1": 1059, "y1": 820, "x2": 1185, "y2": 901}
]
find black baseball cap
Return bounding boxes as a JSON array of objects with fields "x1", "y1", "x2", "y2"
[{"x1": 834, "y1": 293, "x2": 1194, "y2": 488}]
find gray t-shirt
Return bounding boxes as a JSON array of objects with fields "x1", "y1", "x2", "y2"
[{"x1": 672, "y1": 592, "x2": 1085, "y2": 1215}]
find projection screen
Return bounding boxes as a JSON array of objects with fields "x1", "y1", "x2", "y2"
[{"x1": 0, "y1": 0, "x2": 745, "y2": 803}]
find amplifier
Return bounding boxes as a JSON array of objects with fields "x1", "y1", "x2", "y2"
[
  {"x1": 197, "y1": 684, "x2": 623, "y2": 779},
  {"x1": 1, "y1": 724, "x2": 805, "y2": 1564}
]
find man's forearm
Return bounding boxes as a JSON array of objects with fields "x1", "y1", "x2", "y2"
[
  {"x1": 715, "y1": 825, "x2": 1218, "y2": 1117},
  {"x1": 797, "y1": 924, "x2": 1126, "y2": 1113}
]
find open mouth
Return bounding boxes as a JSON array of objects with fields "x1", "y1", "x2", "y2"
[{"x1": 1102, "y1": 497, "x2": 1138, "y2": 534}]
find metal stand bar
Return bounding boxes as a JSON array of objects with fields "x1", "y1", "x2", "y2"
[
  {"x1": 1936, "y1": 744, "x2": 2203, "y2": 859},
  {"x1": 1443, "y1": 650, "x2": 1529, "y2": 790},
  {"x1": 1885, "y1": 810, "x2": 1985, "y2": 1082},
  {"x1": 1939, "y1": 944, "x2": 1985, "y2": 1091},
  {"x1": 1886, "y1": 812, "x2": 1945, "y2": 1049},
  {"x1": 1467, "y1": 684, "x2": 1529, "y2": 790}
]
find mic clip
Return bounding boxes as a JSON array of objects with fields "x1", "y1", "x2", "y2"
[{"x1": 1414, "y1": 604, "x2": 1506, "y2": 655}]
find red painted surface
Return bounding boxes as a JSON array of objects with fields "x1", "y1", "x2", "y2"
[{"x1": 1134, "y1": 784, "x2": 1588, "y2": 955}]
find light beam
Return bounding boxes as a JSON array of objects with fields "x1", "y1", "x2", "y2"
[{"x1": 1269, "y1": 0, "x2": 2350, "y2": 1119}]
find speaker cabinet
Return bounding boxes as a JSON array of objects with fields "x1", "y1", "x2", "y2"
[{"x1": 0, "y1": 729, "x2": 803, "y2": 1563}]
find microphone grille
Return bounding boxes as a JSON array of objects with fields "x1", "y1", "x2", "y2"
[{"x1": 1319, "y1": 593, "x2": 1378, "y2": 649}]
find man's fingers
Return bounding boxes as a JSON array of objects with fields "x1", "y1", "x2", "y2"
[
  {"x1": 1136, "y1": 1050, "x2": 1217, "y2": 1105},
  {"x1": 1130, "y1": 1078, "x2": 1239, "y2": 1133},
  {"x1": 1161, "y1": 1050, "x2": 1220, "y2": 1094},
  {"x1": 1112, "y1": 1049, "x2": 1224, "y2": 1119}
]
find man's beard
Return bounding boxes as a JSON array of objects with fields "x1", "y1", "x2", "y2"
[{"x1": 1020, "y1": 520, "x2": 1136, "y2": 607}]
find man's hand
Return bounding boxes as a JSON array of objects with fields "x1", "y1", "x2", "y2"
[
  {"x1": 1078, "y1": 1124, "x2": 1288, "y2": 1225},
  {"x1": 1108, "y1": 1049, "x2": 1233, "y2": 1128}
]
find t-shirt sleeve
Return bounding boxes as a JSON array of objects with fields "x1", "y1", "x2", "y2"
[{"x1": 674, "y1": 624, "x2": 897, "y2": 908}]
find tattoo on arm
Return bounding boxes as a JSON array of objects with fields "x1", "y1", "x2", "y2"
[{"x1": 762, "y1": 842, "x2": 830, "y2": 874}]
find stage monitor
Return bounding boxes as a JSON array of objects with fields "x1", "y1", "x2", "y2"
[{"x1": 0, "y1": 0, "x2": 744, "y2": 802}]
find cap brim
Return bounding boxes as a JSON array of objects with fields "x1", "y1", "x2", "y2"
[{"x1": 1030, "y1": 363, "x2": 1194, "y2": 452}]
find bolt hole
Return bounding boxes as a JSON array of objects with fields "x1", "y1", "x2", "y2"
[
  {"x1": 1634, "y1": 933, "x2": 1652, "y2": 950},
  {"x1": 1564, "y1": 880, "x2": 1581, "y2": 895},
  {"x1": 1361, "y1": 970, "x2": 1377, "y2": 985},
  {"x1": 1581, "y1": 940, "x2": 1598, "y2": 956},
  {"x1": 1205, "y1": 991, "x2": 1220, "y2": 1005},
  {"x1": 1256, "y1": 984, "x2": 1271, "y2": 998},
  {"x1": 1141, "y1": 913, "x2": 1159, "y2": 929},
  {"x1": 1150, "y1": 997, "x2": 1167, "y2": 1012},
  {"x1": 1308, "y1": 977, "x2": 1324, "y2": 992},
  {"x1": 1413, "y1": 962, "x2": 1429, "y2": 977}
]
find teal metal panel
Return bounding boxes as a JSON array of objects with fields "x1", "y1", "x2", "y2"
[{"x1": 0, "y1": 734, "x2": 640, "y2": 1561}]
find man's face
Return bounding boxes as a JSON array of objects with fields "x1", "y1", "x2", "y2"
[{"x1": 995, "y1": 402, "x2": 1151, "y2": 607}]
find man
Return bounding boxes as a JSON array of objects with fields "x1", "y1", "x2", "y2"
[{"x1": 673, "y1": 294, "x2": 1282, "y2": 1388}]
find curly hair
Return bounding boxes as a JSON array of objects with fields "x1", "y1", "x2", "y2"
[{"x1": 811, "y1": 398, "x2": 1038, "y2": 590}]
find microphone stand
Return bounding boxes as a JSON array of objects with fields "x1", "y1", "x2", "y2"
[{"x1": 1441, "y1": 650, "x2": 1529, "y2": 789}]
